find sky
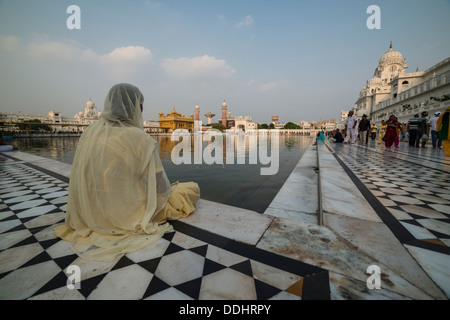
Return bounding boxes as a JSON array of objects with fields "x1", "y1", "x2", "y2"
[{"x1": 0, "y1": 0, "x2": 449, "y2": 124}]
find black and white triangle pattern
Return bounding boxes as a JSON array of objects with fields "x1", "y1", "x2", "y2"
[
  {"x1": 335, "y1": 146, "x2": 450, "y2": 249},
  {"x1": 0, "y1": 156, "x2": 330, "y2": 300}
]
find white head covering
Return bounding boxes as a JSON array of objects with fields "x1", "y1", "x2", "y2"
[{"x1": 102, "y1": 83, "x2": 144, "y2": 129}]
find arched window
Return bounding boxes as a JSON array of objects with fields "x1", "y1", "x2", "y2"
[{"x1": 402, "y1": 80, "x2": 409, "y2": 85}]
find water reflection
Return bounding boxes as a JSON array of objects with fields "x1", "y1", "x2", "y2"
[
  {"x1": 10, "y1": 134, "x2": 313, "y2": 212},
  {"x1": 11, "y1": 137, "x2": 79, "y2": 164}
]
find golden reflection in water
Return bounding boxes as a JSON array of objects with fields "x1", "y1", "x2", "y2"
[{"x1": 157, "y1": 133, "x2": 312, "y2": 163}]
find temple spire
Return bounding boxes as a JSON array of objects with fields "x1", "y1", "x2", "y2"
[{"x1": 390, "y1": 41, "x2": 392, "y2": 49}]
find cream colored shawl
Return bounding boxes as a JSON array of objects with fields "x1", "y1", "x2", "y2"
[{"x1": 55, "y1": 84, "x2": 177, "y2": 261}]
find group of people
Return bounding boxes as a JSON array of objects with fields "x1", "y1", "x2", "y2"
[
  {"x1": 338, "y1": 111, "x2": 374, "y2": 145},
  {"x1": 332, "y1": 108, "x2": 450, "y2": 156},
  {"x1": 377, "y1": 111, "x2": 447, "y2": 150}
]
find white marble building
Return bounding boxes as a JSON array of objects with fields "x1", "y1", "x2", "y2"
[
  {"x1": 229, "y1": 115, "x2": 257, "y2": 132},
  {"x1": 299, "y1": 121, "x2": 311, "y2": 129},
  {"x1": 74, "y1": 98, "x2": 101, "y2": 125},
  {"x1": 1, "y1": 99, "x2": 102, "y2": 133},
  {"x1": 355, "y1": 42, "x2": 450, "y2": 123},
  {"x1": 1, "y1": 98, "x2": 100, "y2": 128},
  {"x1": 1, "y1": 111, "x2": 61, "y2": 124}
]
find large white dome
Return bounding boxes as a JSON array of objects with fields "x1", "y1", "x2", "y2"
[{"x1": 379, "y1": 42, "x2": 404, "y2": 66}]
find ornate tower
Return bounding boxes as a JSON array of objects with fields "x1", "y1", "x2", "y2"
[
  {"x1": 221, "y1": 100, "x2": 227, "y2": 126},
  {"x1": 195, "y1": 104, "x2": 200, "y2": 121}
]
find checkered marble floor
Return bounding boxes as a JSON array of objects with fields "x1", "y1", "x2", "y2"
[
  {"x1": 0, "y1": 153, "x2": 329, "y2": 300},
  {"x1": 330, "y1": 142, "x2": 450, "y2": 253}
]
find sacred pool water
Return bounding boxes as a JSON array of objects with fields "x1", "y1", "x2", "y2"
[{"x1": 10, "y1": 134, "x2": 313, "y2": 213}]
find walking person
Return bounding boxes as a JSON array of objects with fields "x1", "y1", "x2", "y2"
[
  {"x1": 358, "y1": 114, "x2": 371, "y2": 145},
  {"x1": 407, "y1": 114, "x2": 421, "y2": 148},
  {"x1": 370, "y1": 123, "x2": 378, "y2": 140},
  {"x1": 415, "y1": 111, "x2": 428, "y2": 148},
  {"x1": 429, "y1": 111, "x2": 442, "y2": 150},
  {"x1": 384, "y1": 115, "x2": 400, "y2": 148},
  {"x1": 437, "y1": 107, "x2": 450, "y2": 156},
  {"x1": 344, "y1": 110, "x2": 358, "y2": 144},
  {"x1": 378, "y1": 120, "x2": 387, "y2": 144},
  {"x1": 399, "y1": 122, "x2": 408, "y2": 142}
]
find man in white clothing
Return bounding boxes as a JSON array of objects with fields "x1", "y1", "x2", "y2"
[
  {"x1": 429, "y1": 111, "x2": 442, "y2": 149},
  {"x1": 344, "y1": 110, "x2": 358, "y2": 144}
]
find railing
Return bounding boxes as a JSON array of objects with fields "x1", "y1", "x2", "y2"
[{"x1": 372, "y1": 71, "x2": 450, "y2": 113}]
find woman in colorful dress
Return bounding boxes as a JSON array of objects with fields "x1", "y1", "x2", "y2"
[{"x1": 384, "y1": 115, "x2": 401, "y2": 148}]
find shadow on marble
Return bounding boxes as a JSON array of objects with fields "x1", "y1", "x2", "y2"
[
  {"x1": 318, "y1": 145, "x2": 382, "y2": 223},
  {"x1": 257, "y1": 217, "x2": 441, "y2": 300},
  {"x1": 180, "y1": 199, "x2": 273, "y2": 246},
  {"x1": 263, "y1": 145, "x2": 319, "y2": 224},
  {"x1": 324, "y1": 212, "x2": 446, "y2": 300}
]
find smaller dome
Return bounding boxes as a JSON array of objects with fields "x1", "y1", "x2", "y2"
[
  {"x1": 86, "y1": 98, "x2": 95, "y2": 108},
  {"x1": 369, "y1": 76, "x2": 382, "y2": 86},
  {"x1": 356, "y1": 109, "x2": 367, "y2": 118},
  {"x1": 222, "y1": 100, "x2": 227, "y2": 107},
  {"x1": 360, "y1": 85, "x2": 368, "y2": 97}
]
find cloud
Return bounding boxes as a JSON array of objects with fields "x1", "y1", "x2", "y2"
[
  {"x1": 102, "y1": 46, "x2": 152, "y2": 63},
  {"x1": 24, "y1": 39, "x2": 152, "y2": 66},
  {"x1": 26, "y1": 40, "x2": 90, "y2": 61},
  {"x1": 100, "y1": 46, "x2": 153, "y2": 79},
  {"x1": 0, "y1": 35, "x2": 20, "y2": 52},
  {"x1": 1, "y1": 35, "x2": 153, "y2": 80},
  {"x1": 235, "y1": 15, "x2": 254, "y2": 28},
  {"x1": 161, "y1": 55, "x2": 236, "y2": 80},
  {"x1": 259, "y1": 82, "x2": 280, "y2": 92}
]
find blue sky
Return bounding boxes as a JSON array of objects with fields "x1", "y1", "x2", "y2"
[{"x1": 1, "y1": 0, "x2": 449, "y2": 123}]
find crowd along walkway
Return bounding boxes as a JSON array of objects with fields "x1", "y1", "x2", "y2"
[{"x1": 0, "y1": 136, "x2": 448, "y2": 300}]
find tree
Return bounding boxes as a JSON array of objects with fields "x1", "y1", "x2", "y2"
[
  {"x1": 283, "y1": 122, "x2": 301, "y2": 129},
  {"x1": 268, "y1": 123, "x2": 275, "y2": 129},
  {"x1": 258, "y1": 123, "x2": 269, "y2": 129},
  {"x1": 17, "y1": 119, "x2": 51, "y2": 132},
  {"x1": 211, "y1": 123, "x2": 226, "y2": 132}
]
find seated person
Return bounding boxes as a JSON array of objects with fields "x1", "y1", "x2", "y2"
[
  {"x1": 331, "y1": 129, "x2": 344, "y2": 143},
  {"x1": 54, "y1": 83, "x2": 200, "y2": 261},
  {"x1": 0, "y1": 134, "x2": 16, "y2": 151}
]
